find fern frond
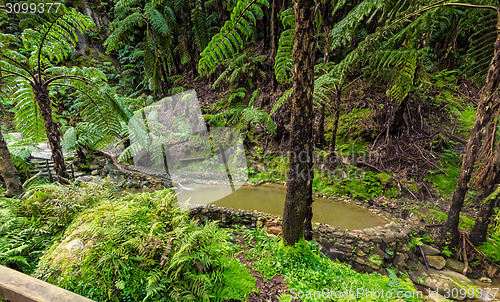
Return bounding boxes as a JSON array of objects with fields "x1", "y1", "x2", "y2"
[{"x1": 198, "y1": 0, "x2": 269, "y2": 75}]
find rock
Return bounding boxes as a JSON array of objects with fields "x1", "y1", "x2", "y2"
[
  {"x1": 326, "y1": 248, "x2": 347, "y2": 261},
  {"x1": 89, "y1": 164, "x2": 100, "y2": 170},
  {"x1": 427, "y1": 256, "x2": 446, "y2": 270},
  {"x1": 266, "y1": 226, "x2": 281, "y2": 235},
  {"x1": 445, "y1": 258, "x2": 466, "y2": 274},
  {"x1": 421, "y1": 244, "x2": 441, "y2": 256},
  {"x1": 427, "y1": 292, "x2": 451, "y2": 302},
  {"x1": 409, "y1": 268, "x2": 477, "y2": 301},
  {"x1": 383, "y1": 233, "x2": 396, "y2": 243},
  {"x1": 356, "y1": 249, "x2": 366, "y2": 257},
  {"x1": 393, "y1": 253, "x2": 408, "y2": 267},
  {"x1": 91, "y1": 170, "x2": 100, "y2": 176}
]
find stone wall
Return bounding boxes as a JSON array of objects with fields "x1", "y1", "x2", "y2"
[{"x1": 188, "y1": 204, "x2": 423, "y2": 275}]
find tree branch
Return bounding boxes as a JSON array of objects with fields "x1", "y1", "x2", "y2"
[
  {"x1": 444, "y1": 3, "x2": 497, "y2": 11},
  {"x1": 37, "y1": 14, "x2": 65, "y2": 83},
  {"x1": 0, "y1": 71, "x2": 34, "y2": 84}
]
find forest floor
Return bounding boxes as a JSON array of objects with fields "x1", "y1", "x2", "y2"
[{"x1": 232, "y1": 232, "x2": 293, "y2": 302}]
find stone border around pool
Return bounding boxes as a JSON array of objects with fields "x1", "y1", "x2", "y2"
[{"x1": 188, "y1": 189, "x2": 423, "y2": 275}]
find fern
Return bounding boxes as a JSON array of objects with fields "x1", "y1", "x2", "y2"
[
  {"x1": 274, "y1": 8, "x2": 294, "y2": 85},
  {"x1": 191, "y1": 3, "x2": 210, "y2": 51},
  {"x1": 11, "y1": 80, "x2": 46, "y2": 142},
  {"x1": 462, "y1": 8, "x2": 497, "y2": 83},
  {"x1": 386, "y1": 48, "x2": 417, "y2": 104},
  {"x1": 198, "y1": 0, "x2": 269, "y2": 75}
]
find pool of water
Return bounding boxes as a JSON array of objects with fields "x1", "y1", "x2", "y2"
[{"x1": 176, "y1": 183, "x2": 388, "y2": 230}]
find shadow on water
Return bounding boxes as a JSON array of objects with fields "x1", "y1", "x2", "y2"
[{"x1": 176, "y1": 183, "x2": 388, "y2": 230}]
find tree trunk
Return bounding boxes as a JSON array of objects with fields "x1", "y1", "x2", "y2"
[
  {"x1": 32, "y1": 82, "x2": 69, "y2": 182},
  {"x1": 442, "y1": 6, "x2": 500, "y2": 248},
  {"x1": 282, "y1": 0, "x2": 315, "y2": 246},
  {"x1": 316, "y1": 103, "x2": 326, "y2": 147},
  {"x1": 328, "y1": 85, "x2": 341, "y2": 166},
  {"x1": 470, "y1": 144, "x2": 500, "y2": 245},
  {"x1": 0, "y1": 129, "x2": 23, "y2": 196}
]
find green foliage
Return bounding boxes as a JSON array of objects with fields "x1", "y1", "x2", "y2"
[
  {"x1": 369, "y1": 254, "x2": 383, "y2": 266},
  {"x1": 461, "y1": 9, "x2": 497, "y2": 84},
  {"x1": 479, "y1": 235, "x2": 500, "y2": 263},
  {"x1": 198, "y1": 0, "x2": 269, "y2": 75},
  {"x1": 407, "y1": 235, "x2": 423, "y2": 251},
  {"x1": 457, "y1": 106, "x2": 476, "y2": 137},
  {"x1": 205, "y1": 88, "x2": 275, "y2": 132},
  {"x1": 36, "y1": 189, "x2": 255, "y2": 302},
  {"x1": 327, "y1": 167, "x2": 384, "y2": 200},
  {"x1": 0, "y1": 182, "x2": 113, "y2": 274},
  {"x1": 243, "y1": 228, "x2": 420, "y2": 302},
  {"x1": 274, "y1": 8, "x2": 293, "y2": 84},
  {"x1": 386, "y1": 49, "x2": 417, "y2": 104},
  {"x1": 212, "y1": 52, "x2": 266, "y2": 89},
  {"x1": 425, "y1": 147, "x2": 461, "y2": 198},
  {"x1": 3, "y1": 133, "x2": 40, "y2": 174},
  {"x1": 335, "y1": 108, "x2": 374, "y2": 140}
]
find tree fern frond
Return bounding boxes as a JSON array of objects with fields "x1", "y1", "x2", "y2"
[{"x1": 198, "y1": 0, "x2": 269, "y2": 75}]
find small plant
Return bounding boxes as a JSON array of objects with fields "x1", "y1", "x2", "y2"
[{"x1": 369, "y1": 254, "x2": 383, "y2": 266}]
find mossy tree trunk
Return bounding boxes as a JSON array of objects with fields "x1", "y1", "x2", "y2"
[
  {"x1": 282, "y1": 0, "x2": 315, "y2": 246},
  {"x1": 32, "y1": 81, "x2": 69, "y2": 182},
  {"x1": 443, "y1": 6, "x2": 500, "y2": 248},
  {"x1": 0, "y1": 129, "x2": 24, "y2": 196}
]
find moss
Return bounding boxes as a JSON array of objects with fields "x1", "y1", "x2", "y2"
[
  {"x1": 375, "y1": 173, "x2": 392, "y2": 184},
  {"x1": 457, "y1": 106, "x2": 476, "y2": 138}
]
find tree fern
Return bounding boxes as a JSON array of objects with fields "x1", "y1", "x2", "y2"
[{"x1": 198, "y1": 0, "x2": 269, "y2": 75}]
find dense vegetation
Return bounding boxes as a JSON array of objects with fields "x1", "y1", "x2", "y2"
[{"x1": 1, "y1": 0, "x2": 500, "y2": 300}]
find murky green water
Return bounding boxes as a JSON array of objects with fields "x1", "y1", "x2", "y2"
[{"x1": 177, "y1": 183, "x2": 388, "y2": 230}]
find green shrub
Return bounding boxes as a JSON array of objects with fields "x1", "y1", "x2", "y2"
[
  {"x1": 479, "y1": 235, "x2": 500, "y2": 263},
  {"x1": 36, "y1": 189, "x2": 255, "y2": 302},
  {"x1": 0, "y1": 182, "x2": 113, "y2": 274}
]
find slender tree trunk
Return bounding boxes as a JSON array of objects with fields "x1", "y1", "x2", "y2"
[
  {"x1": 316, "y1": 103, "x2": 326, "y2": 147},
  {"x1": 443, "y1": 7, "x2": 500, "y2": 248},
  {"x1": 0, "y1": 129, "x2": 23, "y2": 196},
  {"x1": 32, "y1": 82, "x2": 69, "y2": 181},
  {"x1": 470, "y1": 145, "x2": 500, "y2": 245},
  {"x1": 282, "y1": 0, "x2": 315, "y2": 246},
  {"x1": 328, "y1": 85, "x2": 341, "y2": 166}
]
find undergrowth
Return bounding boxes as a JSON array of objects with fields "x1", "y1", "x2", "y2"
[
  {"x1": 35, "y1": 189, "x2": 255, "y2": 302},
  {"x1": 240, "y1": 227, "x2": 421, "y2": 302},
  {"x1": 0, "y1": 182, "x2": 113, "y2": 274}
]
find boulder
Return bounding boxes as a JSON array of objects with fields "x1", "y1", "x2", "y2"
[
  {"x1": 427, "y1": 256, "x2": 446, "y2": 270},
  {"x1": 445, "y1": 258, "x2": 466, "y2": 274},
  {"x1": 408, "y1": 267, "x2": 478, "y2": 301},
  {"x1": 421, "y1": 244, "x2": 441, "y2": 256}
]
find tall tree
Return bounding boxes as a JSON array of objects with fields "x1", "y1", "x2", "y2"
[
  {"x1": 0, "y1": 8, "x2": 128, "y2": 181},
  {"x1": 0, "y1": 129, "x2": 23, "y2": 197},
  {"x1": 443, "y1": 4, "x2": 500, "y2": 248},
  {"x1": 282, "y1": 0, "x2": 315, "y2": 246}
]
